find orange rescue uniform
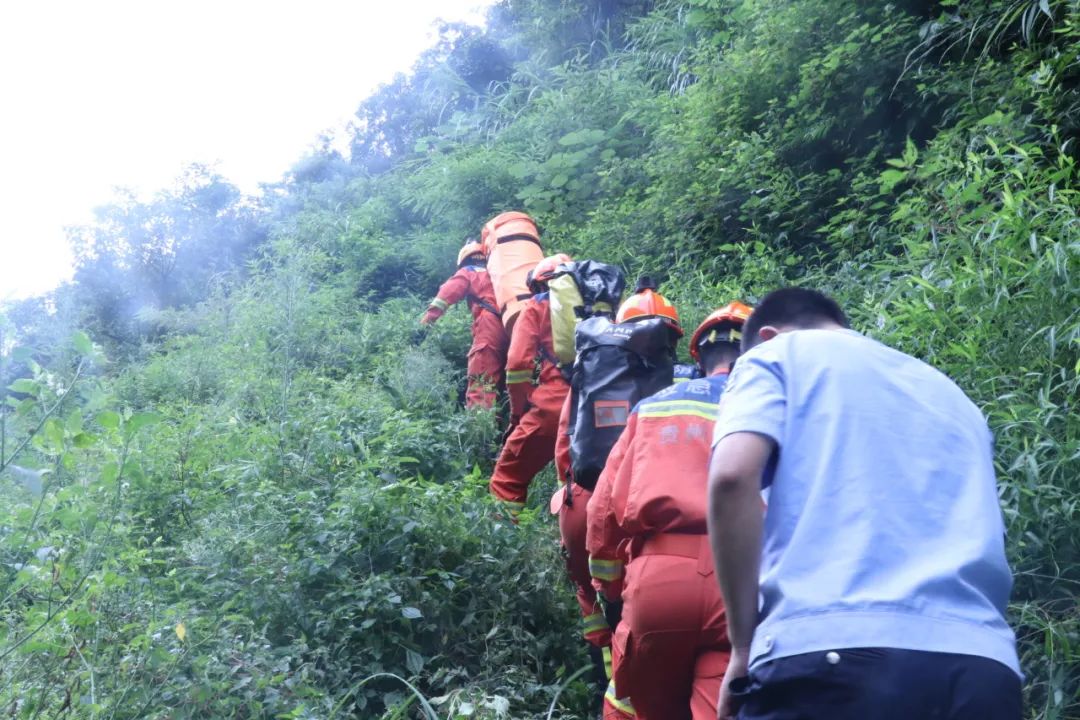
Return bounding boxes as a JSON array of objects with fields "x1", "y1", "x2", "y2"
[
  {"x1": 554, "y1": 393, "x2": 634, "y2": 719},
  {"x1": 587, "y1": 372, "x2": 732, "y2": 720},
  {"x1": 422, "y1": 266, "x2": 509, "y2": 409},
  {"x1": 489, "y1": 293, "x2": 568, "y2": 517},
  {"x1": 553, "y1": 394, "x2": 611, "y2": 648}
]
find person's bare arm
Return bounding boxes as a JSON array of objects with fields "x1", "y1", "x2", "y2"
[{"x1": 708, "y1": 431, "x2": 774, "y2": 718}]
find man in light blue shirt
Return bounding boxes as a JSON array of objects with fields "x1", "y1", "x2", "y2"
[{"x1": 707, "y1": 287, "x2": 1021, "y2": 720}]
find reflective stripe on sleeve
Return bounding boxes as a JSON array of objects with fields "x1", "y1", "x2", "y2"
[
  {"x1": 582, "y1": 611, "x2": 609, "y2": 638},
  {"x1": 505, "y1": 369, "x2": 532, "y2": 384},
  {"x1": 431, "y1": 298, "x2": 449, "y2": 311},
  {"x1": 588, "y1": 555, "x2": 624, "y2": 582}
]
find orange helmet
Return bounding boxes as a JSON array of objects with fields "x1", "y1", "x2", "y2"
[
  {"x1": 689, "y1": 301, "x2": 754, "y2": 362},
  {"x1": 617, "y1": 283, "x2": 682, "y2": 336},
  {"x1": 527, "y1": 253, "x2": 571, "y2": 293},
  {"x1": 456, "y1": 240, "x2": 485, "y2": 268}
]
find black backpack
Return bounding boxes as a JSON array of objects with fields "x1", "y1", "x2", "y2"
[
  {"x1": 548, "y1": 260, "x2": 627, "y2": 367},
  {"x1": 567, "y1": 316, "x2": 679, "y2": 491}
]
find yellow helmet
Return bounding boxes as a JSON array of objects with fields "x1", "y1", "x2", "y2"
[{"x1": 457, "y1": 239, "x2": 485, "y2": 268}]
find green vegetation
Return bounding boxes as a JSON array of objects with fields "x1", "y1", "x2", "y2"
[{"x1": 2, "y1": 1, "x2": 1077, "y2": 717}]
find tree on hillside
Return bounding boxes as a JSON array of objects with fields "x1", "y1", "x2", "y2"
[
  {"x1": 66, "y1": 164, "x2": 266, "y2": 346},
  {"x1": 489, "y1": 0, "x2": 655, "y2": 63},
  {"x1": 348, "y1": 22, "x2": 513, "y2": 174}
]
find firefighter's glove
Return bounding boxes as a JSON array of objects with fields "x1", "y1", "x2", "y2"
[{"x1": 600, "y1": 597, "x2": 623, "y2": 630}]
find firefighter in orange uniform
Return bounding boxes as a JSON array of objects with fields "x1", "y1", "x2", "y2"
[
  {"x1": 489, "y1": 253, "x2": 572, "y2": 520},
  {"x1": 421, "y1": 240, "x2": 510, "y2": 410},
  {"x1": 555, "y1": 389, "x2": 628, "y2": 715},
  {"x1": 555, "y1": 286, "x2": 684, "y2": 718},
  {"x1": 586, "y1": 302, "x2": 753, "y2": 720}
]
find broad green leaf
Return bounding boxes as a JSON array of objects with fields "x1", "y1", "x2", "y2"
[
  {"x1": 97, "y1": 411, "x2": 120, "y2": 430},
  {"x1": 406, "y1": 649, "x2": 424, "y2": 674},
  {"x1": 977, "y1": 110, "x2": 1006, "y2": 126},
  {"x1": 44, "y1": 418, "x2": 65, "y2": 450},
  {"x1": 8, "y1": 378, "x2": 38, "y2": 395},
  {"x1": 15, "y1": 397, "x2": 35, "y2": 417},
  {"x1": 66, "y1": 409, "x2": 83, "y2": 434},
  {"x1": 902, "y1": 137, "x2": 918, "y2": 167},
  {"x1": 506, "y1": 162, "x2": 531, "y2": 179},
  {"x1": 71, "y1": 331, "x2": 93, "y2": 355},
  {"x1": 72, "y1": 433, "x2": 98, "y2": 449},
  {"x1": 879, "y1": 169, "x2": 907, "y2": 192},
  {"x1": 557, "y1": 130, "x2": 585, "y2": 146},
  {"x1": 101, "y1": 461, "x2": 120, "y2": 488},
  {"x1": 125, "y1": 412, "x2": 162, "y2": 436},
  {"x1": 401, "y1": 607, "x2": 422, "y2": 619}
]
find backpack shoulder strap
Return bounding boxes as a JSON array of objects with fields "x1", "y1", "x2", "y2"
[
  {"x1": 537, "y1": 344, "x2": 559, "y2": 368},
  {"x1": 467, "y1": 293, "x2": 502, "y2": 317}
]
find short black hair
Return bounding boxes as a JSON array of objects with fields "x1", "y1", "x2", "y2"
[
  {"x1": 698, "y1": 341, "x2": 740, "y2": 376},
  {"x1": 743, "y1": 287, "x2": 848, "y2": 351}
]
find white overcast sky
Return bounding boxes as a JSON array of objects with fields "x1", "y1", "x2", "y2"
[{"x1": 0, "y1": 0, "x2": 493, "y2": 301}]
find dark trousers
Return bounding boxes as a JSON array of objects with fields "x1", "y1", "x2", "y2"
[{"x1": 733, "y1": 647, "x2": 1022, "y2": 720}]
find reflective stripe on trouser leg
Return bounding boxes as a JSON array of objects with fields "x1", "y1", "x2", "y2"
[
  {"x1": 505, "y1": 369, "x2": 532, "y2": 384},
  {"x1": 604, "y1": 679, "x2": 635, "y2": 718}
]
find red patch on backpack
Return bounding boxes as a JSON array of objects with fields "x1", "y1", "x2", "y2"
[{"x1": 594, "y1": 400, "x2": 630, "y2": 428}]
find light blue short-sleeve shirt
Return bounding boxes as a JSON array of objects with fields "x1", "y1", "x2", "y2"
[{"x1": 713, "y1": 329, "x2": 1020, "y2": 676}]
